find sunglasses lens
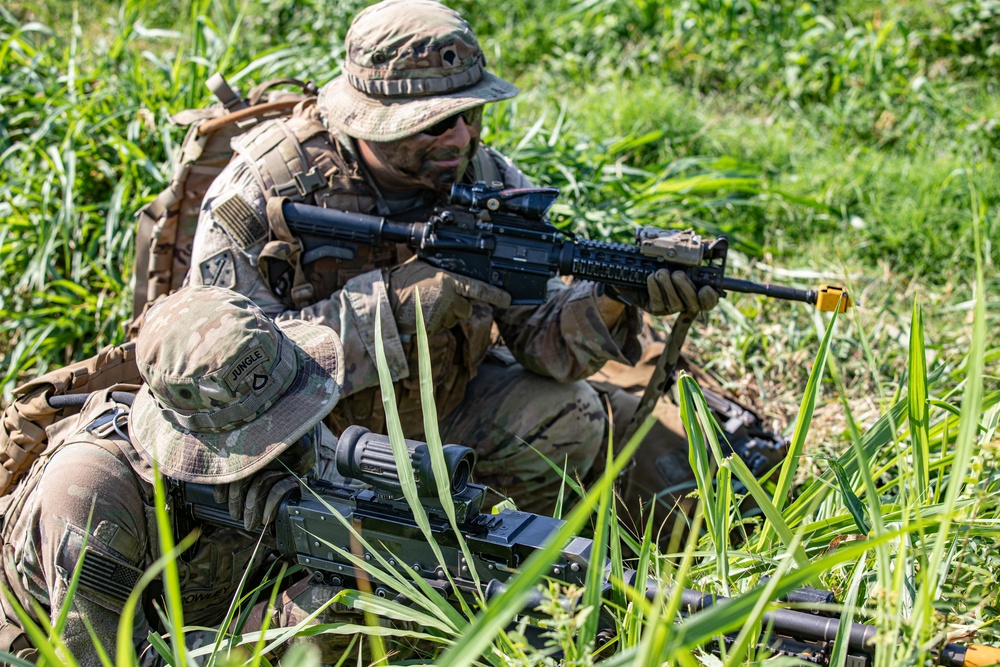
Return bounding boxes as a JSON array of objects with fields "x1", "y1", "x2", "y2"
[
  {"x1": 423, "y1": 114, "x2": 460, "y2": 136},
  {"x1": 464, "y1": 106, "x2": 483, "y2": 126},
  {"x1": 421, "y1": 107, "x2": 483, "y2": 136}
]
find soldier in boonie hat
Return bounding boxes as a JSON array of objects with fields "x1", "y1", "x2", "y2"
[
  {"x1": 318, "y1": 0, "x2": 518, "y2": 142},
  {"x1": 0, "y1": 284, "x2": 359, "y2": 662},
  {"x1": 130, "y1": 284, "x2": 344, "y2": 484}
]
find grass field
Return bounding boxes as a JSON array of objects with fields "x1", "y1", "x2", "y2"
[{"x1": 1, "y1": 0, "x2": 998, "y2": 664}]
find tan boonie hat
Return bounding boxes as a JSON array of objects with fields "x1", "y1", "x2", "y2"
[
  {"x1": 318, "y1": 0, "x2": 519, "y2": 141},
  {"x1": 130, "y1": 285, "x2": 344, "y2": 484}
]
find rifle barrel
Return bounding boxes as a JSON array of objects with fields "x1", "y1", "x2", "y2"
[{"x1": 721, "y1": 277, "x2": 817, "y2": 304}]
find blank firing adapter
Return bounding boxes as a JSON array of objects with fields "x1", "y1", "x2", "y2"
[{"x1": 815, "y1": 284, "x2": 852, "y2": 312}]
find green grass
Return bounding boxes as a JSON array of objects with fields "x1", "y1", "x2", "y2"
[
  {"x1": 5, "y1": 293, "x2": 994, "y2": 666},
  {"x1": 2, "y1": 0, "x2": 999, "y2": 664}
]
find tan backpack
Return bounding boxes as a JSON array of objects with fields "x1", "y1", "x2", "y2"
[
  {"x1": 0, "y1": 74, "x2": 317, "y2": 496},
  {"x1": 130, "y1": 73, "x2": 318, "y2": 328}
]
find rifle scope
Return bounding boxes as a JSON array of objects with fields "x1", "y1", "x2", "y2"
[
  {"x1": 335, "y1": 425, "x2": 476, "y2": 498},
  {"x1": 450, "y1": 182, "x2": 559, "y2": 220}
]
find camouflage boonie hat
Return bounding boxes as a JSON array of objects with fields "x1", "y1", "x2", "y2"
[
  {"x1": 318, "y1": 0, "x2": 519, "y2": 142},
  {"x1": 130, "y1": 286, "x2": 344, "y2": 484}
]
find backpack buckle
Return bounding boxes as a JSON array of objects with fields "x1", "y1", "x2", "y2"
[
  {"x1": 269, "y1": 166, "x2": 326, "y2": 200},
  {"x1": 87, "y1": 406, "x2": 130, "y2": 441}
]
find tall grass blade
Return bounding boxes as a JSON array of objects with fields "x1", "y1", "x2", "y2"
[
  {"x1": 760, "y1": 305, "x2": 840, "y2": 548},
  {"x1": 413, "y1": 292, "x2": 483, "y2": 606},
  {"x1": 908, "y1": 300, "x2": 931, "y2": 501},
  {"x1": 0, "y1": 583, "x2": 71, "y2": 667},
  {"x1": 150, "y1": 463, "x2": 187, "y2": 666},
  {"x1": 719, "y1": 544, "x2": 795, "y2": 667},
  {"x1": 114, "y1": 530, "x2": 200, "y2": 667},
  {"x1": 784, "y1": 398, "x2": 908, "y2": 529},
  {"x1": 435, "y1": 421, "x2": 649, "y2": 667},
  {"x1": 723, "y1": 450, "x2": 809, "y2": 569},
  {"x1": 824, "y1": 457, "x2": 871, "y2": 535},
  {"x1": 677, "y1": 374, "x2": 731, "y2": 584},
  {"x1": 50, "y1": 503, "x2": 96, "y2": 648},
  {"x1": 828, "y1": 558, "x2": 867, "y2": 667},
  {"x1": 908, "y1": 186, "x2": 989, "y2": 645},
  {"x1": 577, "y1": 441, "x2": 612, "y2": 655},
  {"x1": 678, "y1": 374, "x2": 720, "y2": 543}
]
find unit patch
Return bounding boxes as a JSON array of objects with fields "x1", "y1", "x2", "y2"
[
  {"x1": 199, "y1": 249, "x2": 237, "y2": 289},
  {"x1": 211, "y1": 192, "x2": 267, "y2": 250}
]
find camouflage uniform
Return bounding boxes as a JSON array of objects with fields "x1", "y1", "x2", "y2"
[
  {"x1": 0, "y1": 287, "x2": 353, "y2": 664},
  {"x1": 188, "y1": 0, "x2": 709, "y2": 522}
]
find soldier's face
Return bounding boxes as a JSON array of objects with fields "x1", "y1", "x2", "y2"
[{"x1": 359, "y1": 107, "x2": 483, "y2": 195}]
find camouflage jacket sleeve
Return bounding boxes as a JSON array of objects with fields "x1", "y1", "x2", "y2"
[
  {"x1": 496, "y1": 280, "x2": 642, "y2": 382},
  {"x1": 483, "y1": 147, "x2": 644, "y2": 381},
  {"x1": 11, "y1": 443, "x2": 152, "y2": 666},
  {"x1": 189, "y1": 160, "x2": 408, "y2": 398}
]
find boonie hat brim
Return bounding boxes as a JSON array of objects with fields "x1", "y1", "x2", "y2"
[
  {"x1": 130, "y1": 320, "x2": 344, "y2": 485},
  {"x1": 318, "y1": 71, "x2": 518, "y2": 142}
]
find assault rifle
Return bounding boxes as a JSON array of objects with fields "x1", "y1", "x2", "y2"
[
  {"x1": 183, "y1": 426, "x2": 998, "y2": 667},
  {"x1": 280, "y1": 181, "x2": 851, "y2": 311},
  {"x1": 281, "y1": 181, "x2": 853, "y2": 444}
]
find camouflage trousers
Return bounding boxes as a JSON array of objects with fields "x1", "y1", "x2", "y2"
[{"x1": 438, "y1": 352, "x2": 698, "y2": 537}]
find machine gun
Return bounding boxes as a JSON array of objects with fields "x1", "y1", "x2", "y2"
[
  {"x1": 182, "y1": 426, "x2": 998, "y2": 667},
  {"x1": 280, "y1": 182, "x2": 851, "y2": 311}
]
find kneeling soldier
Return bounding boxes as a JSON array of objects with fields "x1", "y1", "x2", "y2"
[{"x1": 0, "y1": 285, "x2": 349, "y2": 664}]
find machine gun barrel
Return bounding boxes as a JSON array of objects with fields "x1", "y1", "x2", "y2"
[{"x1": 180, "y1": 426, "x2": 995, "y2": 667}]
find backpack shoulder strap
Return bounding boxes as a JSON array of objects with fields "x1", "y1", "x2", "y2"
[
  {"x1": 0, "y1": 342, "x2": 140, "y2": 496},
  {"x1": 234, "y1": 102, "x2": 368, "y2": 309},
  {"x1": 471, "y1": 144, "x2": 505, "y2": 185}
]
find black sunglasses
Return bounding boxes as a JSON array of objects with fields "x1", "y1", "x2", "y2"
[{"x1": 421, "y1": 107, "x2": 484, "y2": 136}]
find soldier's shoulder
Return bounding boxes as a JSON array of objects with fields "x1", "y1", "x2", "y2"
[{"x1": 45, "y1": 439, "x2": 137, "y2": 482}]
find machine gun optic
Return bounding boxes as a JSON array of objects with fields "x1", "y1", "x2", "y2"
[{"x1": 335, "y1": 425, "x2": 476, "y2": 499}]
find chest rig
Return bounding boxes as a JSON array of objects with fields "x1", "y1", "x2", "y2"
[
  {"x1": 232, "y1": 99, "x2": 411, "y2": 308},
  {"x1": 231, "y1": 103, "x2": 505, "y2": 436}
]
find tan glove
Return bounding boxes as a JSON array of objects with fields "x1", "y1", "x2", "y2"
[
  {"x1": 214, "y1": 470, "x2": 299, "y2": 531},
  {"x1": 645, "y1": 269, "x2": 720, "y2": 315},
  {"x1": 388, "y1": 258, "x2": 511, "y2": 334}
]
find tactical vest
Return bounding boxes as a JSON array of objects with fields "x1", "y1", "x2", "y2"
[{"x1": 230, "y1": 102, "x2": 505, "y2": 436}]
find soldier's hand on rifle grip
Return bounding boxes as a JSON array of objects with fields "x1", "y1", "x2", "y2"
[
  {"x1": 214, "y1": 470, "x2": 298, "y2": 531},
  {"x1": 647, "y1": 269, "x2": 720, "y2": 315},
  {"x1": 388, "y1": 258, "x2": 512, "y2": 334}
]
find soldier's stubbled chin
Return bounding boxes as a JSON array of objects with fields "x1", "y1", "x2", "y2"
[
  {"x1": 422, "y1": 146, "x2": 474, "y2": 194},
  {"x1": 367, "y1": 138, "x2": 477, "y2": 196}
]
